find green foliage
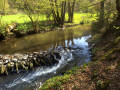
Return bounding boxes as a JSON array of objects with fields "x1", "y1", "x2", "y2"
[
  {"x1": 40, "y1": 75, "x2": 71, "y2": 90},
  {"x1": 65, "y1": 66, "x2": 80, "y2": 75},
  {"x1": 16, "y1": 23, "x2": 31, "y2": 33},
  {"x1": 0, "y1": 22, "x2": 7, "y2": 38},
  {"x1": 113, "y1": 26, "x2": 119, "y2": 30},
  {"x1": 0, "y1": 0, "x2": 9, "y2": 11}
]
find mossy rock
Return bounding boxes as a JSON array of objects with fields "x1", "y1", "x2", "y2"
[
  {"x1": 26, "y1": 62, "x2": 29, "y2": 67},
  {"x1": 7, "y1": 63, "x2": 11, "y2": 71},
  {"x1": 15, "y1": 63, "x2": 19, "y2": 72},
  {"x1": 29, "y1": 62, "x2": 34, "y2": 69},
  {"x1": 4, "y1": 69, "x2": 8, "y2": 76},
  {"x1": 0, "y1": 65, "x2": 5, "y2": 75},
  {"x1": 33, "y1": 59, "x2": 39, "y2": 66},
  {"x1": 40, "y1": 59, "x2": 46, "y2": 65},
  {"x1": 20, "y1": 62, "x2": 28, "y2": 70}
]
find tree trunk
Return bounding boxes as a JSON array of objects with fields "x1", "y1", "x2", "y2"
[
  {"x1": 50, "y1": 0, "x2": 66, "y2": 26},
  {"x1": 99, "y1": 0, "x2": 104, "y2": 23},
  {"x1": 61, "y1": 1, "x2": 66, "y2": 25},
  {"x1": 116, "y1": 0, "x2": 120, "y2": 19},
  {"x1": 71, "y1": 0, "x2": 75, "y2": 22},
  {"x1": 68, "y1": 0, "x2": 71, "y2": 22},
  {"x1": 3, "y1": 0, "x2": 6, "y2": 15},
  {"x1": 68, "y1": 0, "x2": 76, "y2": 22}
]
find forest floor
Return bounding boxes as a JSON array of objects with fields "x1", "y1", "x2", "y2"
[{"x1": 40, "y1": 20, "x2": 120, "y2": 90}]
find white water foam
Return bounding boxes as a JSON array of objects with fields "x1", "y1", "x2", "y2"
[
  {"x1": 6, "y1": 49, "x2": 73, "y2": 88},
  {"x1": 5, "y1": 35, "x2": 91, "y2": 89}
]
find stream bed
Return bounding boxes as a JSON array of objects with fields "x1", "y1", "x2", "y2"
[{"x1": 0, "y1": 25, "x2": 91, "y2": 90}]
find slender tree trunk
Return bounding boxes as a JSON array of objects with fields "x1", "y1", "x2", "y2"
[
  {"x1": 99, "y1": 0, "x2": 104, "y2": 23},
  {"x1": 50, "y1": 0, "x2": 66, "y2": 26},
  {"x1": 71, "y1": 0, "x2": 75, "y2": 22},
  {"x1": 116, "y1": 0, "x2": 120, "y2": 19},
  {"x1": 3, "y1": 0, "x2": 6, "y2": 15},
  {"x1": 68, "y1": 0, "x2": 71, "y2": 22},
  {"x1": 68, "y1": 0, "x2": 76, "y2": 22},
  {"x1": 61, "y1": 1, "x2": 66, "y2": 25}
]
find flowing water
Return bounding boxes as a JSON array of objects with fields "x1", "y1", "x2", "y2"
[{"x1": 0, "y1": 25, "x2": 92, "y2": 90}]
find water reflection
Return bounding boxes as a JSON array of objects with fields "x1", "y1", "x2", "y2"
[
  {"x1": 0, "y1": 25, "x2": 91, "y2": 90},
  {"x1": 0, "y1": 25, "x2": 90, "y2": 54}
]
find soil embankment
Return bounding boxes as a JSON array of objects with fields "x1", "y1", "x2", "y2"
[{"x1": 40, "y1": 21, "x2": 120, "y2": 90}]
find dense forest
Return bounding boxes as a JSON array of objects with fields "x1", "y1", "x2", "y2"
[{"x1": 0, "y1": 0, "x2": 120, "y2": 90}]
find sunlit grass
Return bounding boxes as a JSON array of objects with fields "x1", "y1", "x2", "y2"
[
  {"x1": 74, "y1": 13, "x2": 97, "y2": 24},
  {"x1": 1, "y1": 14, "x2": 48, "y2": 25},
  {"x1": 1, "y1": 12, "x2": 97, "y2": 25}
]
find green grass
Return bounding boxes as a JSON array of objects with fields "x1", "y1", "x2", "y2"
[
  {"x1": 0, "y1": 12, "x2": 97, "y2": 39},
  {"x1": 1, "y1": 12, "x2": 97, "y2": 25},
  {"x1": 1, "y1": 14, "x2": 48, "y2": 24},
  {"x1": 66, "y1": 12, "x2": 97, "y2": 24}
]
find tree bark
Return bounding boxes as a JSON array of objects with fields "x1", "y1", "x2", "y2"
[
  {"x1": 99, "y1": 0, "x2": 104, "y2": 23},
  {"x1": 61, "y1": 1, "x2": 66, "y2": 25},
  {"x1": 3, "y1": 0, "x2": 6, "y2": 15},
  {"x1": 116, "y1": 0, "x2": 120, "y2": 19},
  {"x1": 68, "y1": 0, "x2": 76, "y2": 22},
  {"x1": 50, "y1": 0, "x2": 66, "y2": 26}
]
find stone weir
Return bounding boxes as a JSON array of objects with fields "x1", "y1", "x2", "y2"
[{"x1": 0, "y1": 51, "x2": 61, "y2": 76}]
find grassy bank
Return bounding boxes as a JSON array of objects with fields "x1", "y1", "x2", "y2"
[
  {"x1": 40, "y1": 20, "x2": 120, "y2": 90},
  {"x1": 1, "y1": 13, "x2": 97, "y2": 24},
  {"x1": 0, "y1": 13, "x2": 97, "y2": 41}
]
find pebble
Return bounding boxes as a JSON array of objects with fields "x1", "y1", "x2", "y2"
[
  {"x1": 12, "y1": 58, "x2": 18, "y2": 63},
  {"x1": 4, "y1": 60, "x2": 9, "y2": 64},
  {"x1": 0, "y1": 61, "x2": 3, "y2": 65},
  {"x1": 33, "y1": 52, "x2": 38, "y2": 55}
]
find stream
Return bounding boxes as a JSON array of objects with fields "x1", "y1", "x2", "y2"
[{"x1": 0, "y1": 25, "x2": 91, "y2": 90}]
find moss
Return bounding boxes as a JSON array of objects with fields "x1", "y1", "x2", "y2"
[
  {"x1": 15, "y1": 63, "x2": 19, "y2": 72},
  {"x1": 26, "y1": 62, "x2": 29, "y2": 66},
  {"x1": 34, "y1": 59, "x2": 39, "y2": 66},
  {"x1": 7, "y1": 63, "x2": 11, "y2": 71},
  {"x1": 65, "y1": 66, "x2": 80, "y2": 75},
  {"x1": 29, "y1": 62, "x2": 34, "y2": 69},
  {"x1": 4, "y1": 69, "x2": 8, "y2": 76},
  {"x1": 40, "y1": 75, "x2": 71, "y2": 90},
  {"x1": 20, "y1": 61, "x2": 28, "y2": 70},
  {"x1": 0, "y1": 65, "x2": 5, "y2": 75},
  {"x1": 40, "y1": 59, "x2": 46, "y2": 65}
]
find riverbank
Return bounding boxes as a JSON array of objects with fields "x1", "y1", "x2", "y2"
[
  {"x1": 0, "y1": 22, "x2": 82, "y2": 41},
  {"x1": 40, "y1": 20, "x2": 120, "y2": 90},
  {"x1": 0, "y1": 13, "x2": 96, "y2": 41}
]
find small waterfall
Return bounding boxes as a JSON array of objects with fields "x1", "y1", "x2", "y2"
[
  {"x1": 0, "y1": 35, "x2": 91, "y2": 90},
  {"x1": 5, "y1": 47, "x2": 73, "y2": 89}
]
